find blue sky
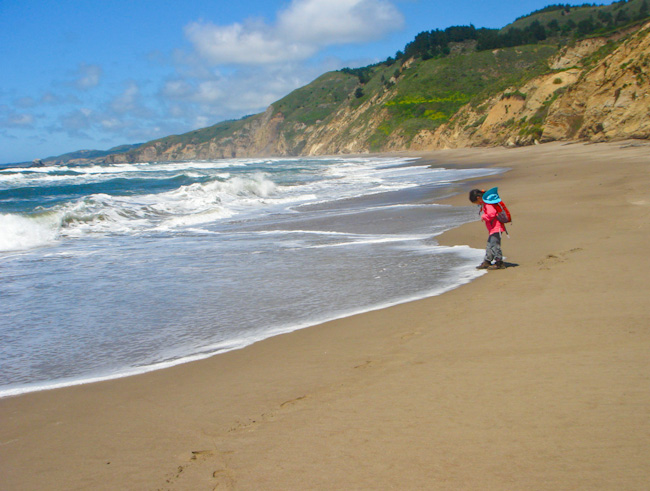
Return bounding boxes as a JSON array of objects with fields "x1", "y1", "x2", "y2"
[{"x1": 1, "y1": 0, "x2": 614, "y2": 164}]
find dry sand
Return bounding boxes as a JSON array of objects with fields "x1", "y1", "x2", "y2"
[{"x1": 1, "y1": 141, "x2": 649, "y2": 490}]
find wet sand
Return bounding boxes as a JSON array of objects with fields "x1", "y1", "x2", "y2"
[{"x1": 1, "y1": 141, "x2": 649, "y2": 490}]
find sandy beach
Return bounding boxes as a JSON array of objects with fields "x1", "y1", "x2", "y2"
[{"x1": 1, "y1": 140, "x2": 649, "y2": 490}]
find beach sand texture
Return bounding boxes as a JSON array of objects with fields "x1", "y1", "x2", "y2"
[{"x1": 1, "y1": 141, "x2": 649, "y2": 490}]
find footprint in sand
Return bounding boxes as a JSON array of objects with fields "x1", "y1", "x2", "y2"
[
  {"x1": 538, "y1": 247, "x2": 583, "y2": 270},
  {"x1": 399, "y1": 331, "x2": 420, "y2": 342},
  {"x1": 212, "y1": 467, "x2": 236, "y2": 489},
  {"x1": 162, "y1": 449, "x2": 235, "y2": 489},
  {"x1": 353, "y1": 360, "x2": 374, "y2": 369},
  {"x1": 280, "y1": 395, "x2": 308, "y2": 408}
]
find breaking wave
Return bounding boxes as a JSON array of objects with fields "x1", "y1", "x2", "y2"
[{"x1": 0, "y1": 173, "x2": 279, "y2": 251}]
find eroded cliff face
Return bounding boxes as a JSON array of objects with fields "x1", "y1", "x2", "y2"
[
  {"x1": 545, "y1": 24, "x2": 650, "y2": 142},
  {"x1": 107, "y1": 107, "x2": 286, "y2": 163},
  {"x1": 415, "y1": 21, "x2": 650, "y2": 149},
  {"x1": 108, "y1": 22, "x2": 650, "y2": 163},
  {"x1": 299, "y1": 91, "x2": 394, "y2": 156}
]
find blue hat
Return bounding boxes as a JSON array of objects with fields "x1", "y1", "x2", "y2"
[{"x1": 482, "y1": 187, "x2": 501, "y2": 204}]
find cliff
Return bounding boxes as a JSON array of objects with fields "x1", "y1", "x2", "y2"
[
  {"x1": 418, "y1": 21, "x2": 650, "y2": 148},
  {"x1": 105, "y1": 18, "x2": 650, "y2": 164}
]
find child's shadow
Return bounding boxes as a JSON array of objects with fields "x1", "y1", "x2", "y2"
[{"x1": 503, "y1": 261, "x2": 519, "y2": 269}]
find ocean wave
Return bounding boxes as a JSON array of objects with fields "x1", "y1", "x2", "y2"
[
  {"x1": 0, "y1": 170, "x2": 210, "y2": 193},
  {"x1": 0, "y1": 160, "x2": 240, "y2": 194},
  {"x1": 0, "y1": 158, "x2": 503, "y2": 254},
  {"x1": 0, "y1": 159, "x2": 242, "y2": 177},
  {"x1": 0, "y1": 213, "x2": 60, "y2": 252},
  {"x1": 0, "y1": 173, "x2": 286, "y2": 251}
]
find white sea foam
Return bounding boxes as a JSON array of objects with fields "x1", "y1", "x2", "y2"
[
  {"x1": 253, "y1": 229, "x2": 352, "y2": 236},
  {"x1": 0, "y1": 158, "x2": 438, "y2": 252},
  {"x1": 304, "y1": 234, "x2": 430, "y2": 249},
  {"x1": 0, "y1": 245, "x2": 484, "y2": 399},
  {"x1": 0, "y1": 213, "x2": 59, "y2": 251},
  {"x1": 0, "y1": 172, "x2": 289, "y2": 249},
  {"x1": 0, "y1": 156, "x2": 504, "y2": 397},
  {"x1": 0, "y1": 161, "x2": 244, "y2": 193}
]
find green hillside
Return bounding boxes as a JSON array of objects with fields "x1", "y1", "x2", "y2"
[
  {"x1": 256, "y1": 41, "x2": 557, "y2": 152},
  {"x1": 273, "y1": 72, "x2": 359, "y2": 126},
  {"x1": 368, "y1": 45, "x2": 557, "y2": 149},
  {"x1": 506, "y1": 0, "x2": 649, "y2": 34}
]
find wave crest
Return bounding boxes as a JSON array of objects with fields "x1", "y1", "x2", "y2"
[
  {"x1": 0, "y1": 213, "x2": 59, "y2": 252},
  {"x1": 0, "y1": 173, "x2": 280, "y2": 251}
]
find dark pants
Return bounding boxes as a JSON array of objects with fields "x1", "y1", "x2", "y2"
[{"x1": 485, "y1": 232, "x2": 502, "y2": 262}]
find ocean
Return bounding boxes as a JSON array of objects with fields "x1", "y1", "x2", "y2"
[{"x1": 0, "y1": 156, "x2": 501, "y2": 398}]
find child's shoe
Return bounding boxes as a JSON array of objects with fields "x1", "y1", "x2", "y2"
[
  {"x1": 476, "y1": 260, "x2": 491, "y2": 269},
  {"x1": 488, "y1": 260, "x2": 505, "y2": 270}
]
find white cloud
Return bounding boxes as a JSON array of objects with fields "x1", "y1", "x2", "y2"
[
  {"x1": 74, "y1": 63, "x2": 103, "y2": 90},
  {"x1": 185, "y1": 0, "x2": 404, "y2": 65},
  {"x1": 107, "y1": 81, "x2": 157, "y2": 122},
  {"x1": 195, "y1": 81, "x2": 224, "y2": 103},
  {"x1": 100, "y1": 118, "x2": 123, "y2": 130},
  {"x1": 111, "y1": 82, "x2": 140, "y2": 114},
  {"x1": 53, "y1": 108, "x2": 94, "y2": 138},
  {"x1": 10, "y1": 113, "x2": 35, "y2": 126},
  {"x1": 39, "y1": 92, "x2": 81, "y2": 106},
  {"x1": 15, "y1": 96, "x2": 37, "y2": 108},
  {"x1": 278, "y1": 0, "x2": 403, "y2": 44},
  {"x1": 185, "y1": 20, "x2": 315, "y2": 65},
  {"x1": 159, "y1": 60, "x2": 333, "y2": 122},
  {"x1": 161, "y1": 77, "x2": 225, "y2": 106},
  {"x1": 0, "y1": 105, "x2": 35, "y2": 128},
  {"x1": 161, "y1": 79, "x2": 194, "y2": 100}
]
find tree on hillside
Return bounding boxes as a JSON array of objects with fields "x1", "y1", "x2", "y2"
[
  {"x1": 598, "y1": 10, "x2": 614, "y2": 27},
  {"x1": 529, "y1": 20, "x2": 548, "y2": 41},
  {"x1": 577, "y1": 16, "x2": 596, "y2": 35},
  {"x1": 561, "y1": 19, "x2": 577, "y2": 35},
  {"x1": 547, "y1": 19, "x2": 561, "y2": 34},
  {"x1": 376, "y1": 1, "x2": 650, "y2": 70},
  {"x1": 476, "y1": 29, "x2": 500, "y2": 50},
  {"x1": 446, "y1": 25, "x2": 479, "y2": 42},
  {"x1": 616, "y1": 8, "x2": 630, "y2": 23}
]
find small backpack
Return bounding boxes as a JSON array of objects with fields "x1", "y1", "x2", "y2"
[{"x1": 494, "y1": 201, "x2": 512, "y2": 224}]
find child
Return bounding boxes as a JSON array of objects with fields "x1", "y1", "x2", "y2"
[{"x1": 469, "y1": 188, "x2": 506, "y2": 270}]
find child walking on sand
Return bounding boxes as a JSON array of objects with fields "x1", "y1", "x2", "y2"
[{"x1": 469, "y1": 188, "x2": 506, "y2": 270}]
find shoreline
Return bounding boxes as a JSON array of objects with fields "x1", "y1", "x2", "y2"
[
  {"x1": 2, "y1": 141, "x2": 649, "y2": 489},
  {"x1": 0, "y1": 158, "x2": 500, "y2": 400},
  {"x1": 0, "y1": 244, "x2": 484, "y2": 400}
]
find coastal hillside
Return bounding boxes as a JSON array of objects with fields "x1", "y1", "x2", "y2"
[
  {"x1": 97, "y1": 1, "x2": 650, "y2": 163},
  {"x1": 419, "y1": 20, "x2": 650, "y2": 148}
]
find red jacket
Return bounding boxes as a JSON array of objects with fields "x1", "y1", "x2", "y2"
[{"x1": 481, "y1": 203, "x2": 506, "y2": 235}]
